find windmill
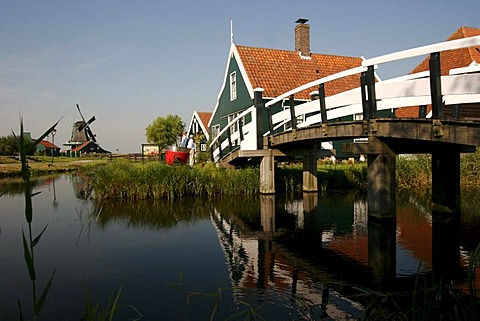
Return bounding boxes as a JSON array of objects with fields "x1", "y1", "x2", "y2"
[{"x1": 63, "y1": 104, "x2": 110, "y2": 154}]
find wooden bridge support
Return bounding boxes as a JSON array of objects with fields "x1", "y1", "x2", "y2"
[
  {"x1": 367, "y1": 149, "x2": 396, "y2": 220},
  {"x1": 260, "y1": 194, "x2": 275, "y2": 233},
  {"x1": 432, "y1": 148, "x2": 461, "y2": 214},
  {"x1": 260, "y1": 153, "x2": 275, "y2": 194},
  {"x1": 368, "y1": 218, "x2": 397, "y2": 289},
  {"x1": 430, "y1": 148, "x2": 461, "y2": 279},
  {"x1": 302, "y1": 151, "x2": 318, "y2": 192}
]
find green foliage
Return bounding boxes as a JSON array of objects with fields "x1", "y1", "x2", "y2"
[
  {"x1": 14, "y1": 117, "x2": 59, "y2": 321},
  {"x1": 276, "y1": 163, "x2": 367, "y2": 194},
  {"x1": 0, "y1": 134, "x2": 19, "y2": 155},
  {"x1": 172, "y1": 274, "x2": 266, "y2": 321},
  {"x1": 146, "y1": 114, "x2": 185, "y2": 146},
  {"x1": 396, "y1": 154, "x2": 432, "y2": 190},
  {"x1": 461, "y1": 147, "x2": 480, "y2": 188},
  {"x1": 194, "y1": 133, "x2": 212, "y2": 163},
  {"x1": 81, "y1": 286, "x2": 124, "y2": 321},
  {"x1": 91, "y1": 159, "x2": 260, "y2": 200}
]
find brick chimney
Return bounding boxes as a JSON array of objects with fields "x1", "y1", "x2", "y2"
[{"x1": 295, "y1": 18, "x2": 310, "y2": 57}]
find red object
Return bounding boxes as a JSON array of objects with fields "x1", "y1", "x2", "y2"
[{"x1": 165, "y1": 146, "x2": 190, "y2": 165}]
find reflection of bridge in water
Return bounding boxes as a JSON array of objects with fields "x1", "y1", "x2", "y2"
[{"x1": 211, "y1": 192, "x2": 479, "y2": 318}]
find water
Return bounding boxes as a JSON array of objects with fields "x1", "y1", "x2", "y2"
[{"x1": 1, "y1": 174, "x2": 479, "y2": 320}]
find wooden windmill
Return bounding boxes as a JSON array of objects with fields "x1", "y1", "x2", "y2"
[{"x1": 63, "y1": 104, "x2": 110, "y2": 154}]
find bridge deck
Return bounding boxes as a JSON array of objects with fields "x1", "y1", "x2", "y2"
[{"x1": 269, "y1": 118, "x2": 480, "y2": 152}]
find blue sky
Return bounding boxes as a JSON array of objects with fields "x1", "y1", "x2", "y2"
[{"x1": 0, "y1": 0, "x2": 478, "y2": 153}]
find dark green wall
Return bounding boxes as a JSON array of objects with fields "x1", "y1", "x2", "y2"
[{"x1": 210, "y1": 55, "x2": 253, "y2": 130}]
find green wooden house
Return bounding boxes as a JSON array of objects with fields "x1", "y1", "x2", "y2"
[{"x1": 208, "y1": 19, "x2": 393, "y2": 159}]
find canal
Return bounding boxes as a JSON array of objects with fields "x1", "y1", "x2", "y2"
[{"x1": 1, "y1": 174, "x2": 479, "y2": 320}]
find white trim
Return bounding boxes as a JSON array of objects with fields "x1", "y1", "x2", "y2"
[
  {"x1": 363, "y1": 35, "x2": 480, "y2": 67},
  {"x1": 230, "y1": 71, "x2": 237, "y2": 101},
  {"x1": 186, "y1": 111, "x2": 211, "y2": 141},
  {"x1": 208, "y1": 43, "x2": 254, "y2": 128},
  {"x1": 449, "y1": 62, "x2": 480, "y2": 75}
]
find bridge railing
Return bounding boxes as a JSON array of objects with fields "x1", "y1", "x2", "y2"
[
  {"x1": 265, "y1": 35, "x2": 480, "y2": 135},
  {"x1": 209, "y1": 105, "x2": 257, "y2": 161},
  {"x1": 209, "y1": 35, "x2": 480, "y2": 162}
]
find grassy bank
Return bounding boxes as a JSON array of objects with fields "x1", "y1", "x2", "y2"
[
  {"x1": 278, "y1": 147, "x2": 480, "y2": 193},
  {"x1": 396, "y1": 148, "x2": 480, "y2": 190},
  {"x1": 92, "y1": 159, "x2": 260, "y2": 200},
  {"x1": 0, "y1": 156, "x2": 108, "y2": 178}
]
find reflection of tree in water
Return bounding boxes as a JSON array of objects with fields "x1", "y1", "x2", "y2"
[
  {"x1": 213, "y1": 196, "x2": 261, "y2": 230},
  {"x1": 92, "y1": 198, "x2": 212, "y2": 229},
  {"x1": 0, "y1": 176, "x2": 55, "y2": 195}
]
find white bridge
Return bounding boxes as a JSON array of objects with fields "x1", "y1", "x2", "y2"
[{"x1": 210, "y1": 35, "x2": 480, "y2": 163}]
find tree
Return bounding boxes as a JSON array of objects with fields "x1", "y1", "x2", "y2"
[
  {"x1": 146, "y1": 114, "x2": 185, "y2": 146},
  {"x1": 0, "y1": 134, "x2": 19, "y2": 155}
]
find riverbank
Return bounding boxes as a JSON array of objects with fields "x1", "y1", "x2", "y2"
[{"x1": 0, "y1": 156, "x2": 109, "y2": 178}]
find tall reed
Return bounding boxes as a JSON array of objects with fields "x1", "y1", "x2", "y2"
[
  {"x1": 91, "y1": 160, "x2": 260, "y2": 200},
  {"x1": 13, "y1": 117, "x2": 59, "y2": 321}
]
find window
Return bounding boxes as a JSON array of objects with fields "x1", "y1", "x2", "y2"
[
  {"x1": 230, "y1": 71, "x2": 237, "y2": 101},
  {"x1": 211, "y1": 125, "x2": 220, "y2": 139},
  {"x1": 228, "y1": 112, "x2": 243, "y2": 146}
]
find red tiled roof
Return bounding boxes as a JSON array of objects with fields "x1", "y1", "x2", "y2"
[
  {"x1": 396, "y1": 26, "x2": 480, "y2": 118},
  {"x1": 72, "y1": 141, "x2": 90, "y2": 152},
  {"x1": 197, "y1": 112, "x2": 212, "y2": 133},
  {"x1": 236, "y1": 46, "x2": 363, "y2": 100},
  {"x1": 40, "y1": 140, "x2": 60, "y2": 149}
]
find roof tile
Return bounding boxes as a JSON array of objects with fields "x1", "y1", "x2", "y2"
[{"x1": 236, "y1": 46, "x2": 362, "y2": 100}]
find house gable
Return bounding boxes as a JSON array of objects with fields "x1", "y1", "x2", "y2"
[
  {"x1": 187, "y1": 111, "x2": 212, "y2": 140},
  {"x1": 209, "y1": 43, "x2": 255, "y2": 130}
]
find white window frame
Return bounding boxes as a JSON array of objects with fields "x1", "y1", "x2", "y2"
[
  {"x1": 227, "y1": 112, "x2": 245, "y2": 146},
  {"x1": 211, "y1": 124, "x2": 220, "y2": 139},
  {"x1": 230, "y1": 71, "x2": 237, "y2": 101}
]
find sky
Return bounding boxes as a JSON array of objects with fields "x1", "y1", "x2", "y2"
[{"x1": 0, "y1": 0, "x2": 479, "y2": 153}]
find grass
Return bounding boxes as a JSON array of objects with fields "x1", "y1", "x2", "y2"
[
  {"x1": 0, "y1": 156, "x2": 109, "y2": 178},
  {"x1": 357, "y1": 253, "x2": 480, "y2": 321},
  {"x1": 91, "y1": 159, "x2": 260, "y2": 200}
]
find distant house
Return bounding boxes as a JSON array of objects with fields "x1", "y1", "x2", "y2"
[
  {"x1": 396, "y1": 26, "x2": 480, "y2": 119},
  {"x1": 208, "y1": 19, "x2": 391, "y2": 157},
  {"x1": 21, "y1": 132, "x2": 60, "y2": 156},
  {"x1": 37, "y1": 140, "x2": 61, "y2": 156},
  {"x1": 67, "y1": 141, "x2": 111, "y2": 155},
  {"x1": 186, "y1": 111, "x2": 212, "y2": 141}
]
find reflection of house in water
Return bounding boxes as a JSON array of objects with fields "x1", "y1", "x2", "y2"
[
  {"x1": 211, "y1": 192, "x2": 480, "y2": 316},
  {"x1": 210, "y1": 203, "x2": 364, "y2": 320}
]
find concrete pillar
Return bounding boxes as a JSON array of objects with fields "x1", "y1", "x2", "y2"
[
  {"x1": 367, "y1": 153, "x2": 396, "y2": 219},
  {"x1": 260, "y1": 153, "x2": 275, "y2": 194},
  {"x1": 303, "y1": 151, "x2": 318, "y2": 192}
]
